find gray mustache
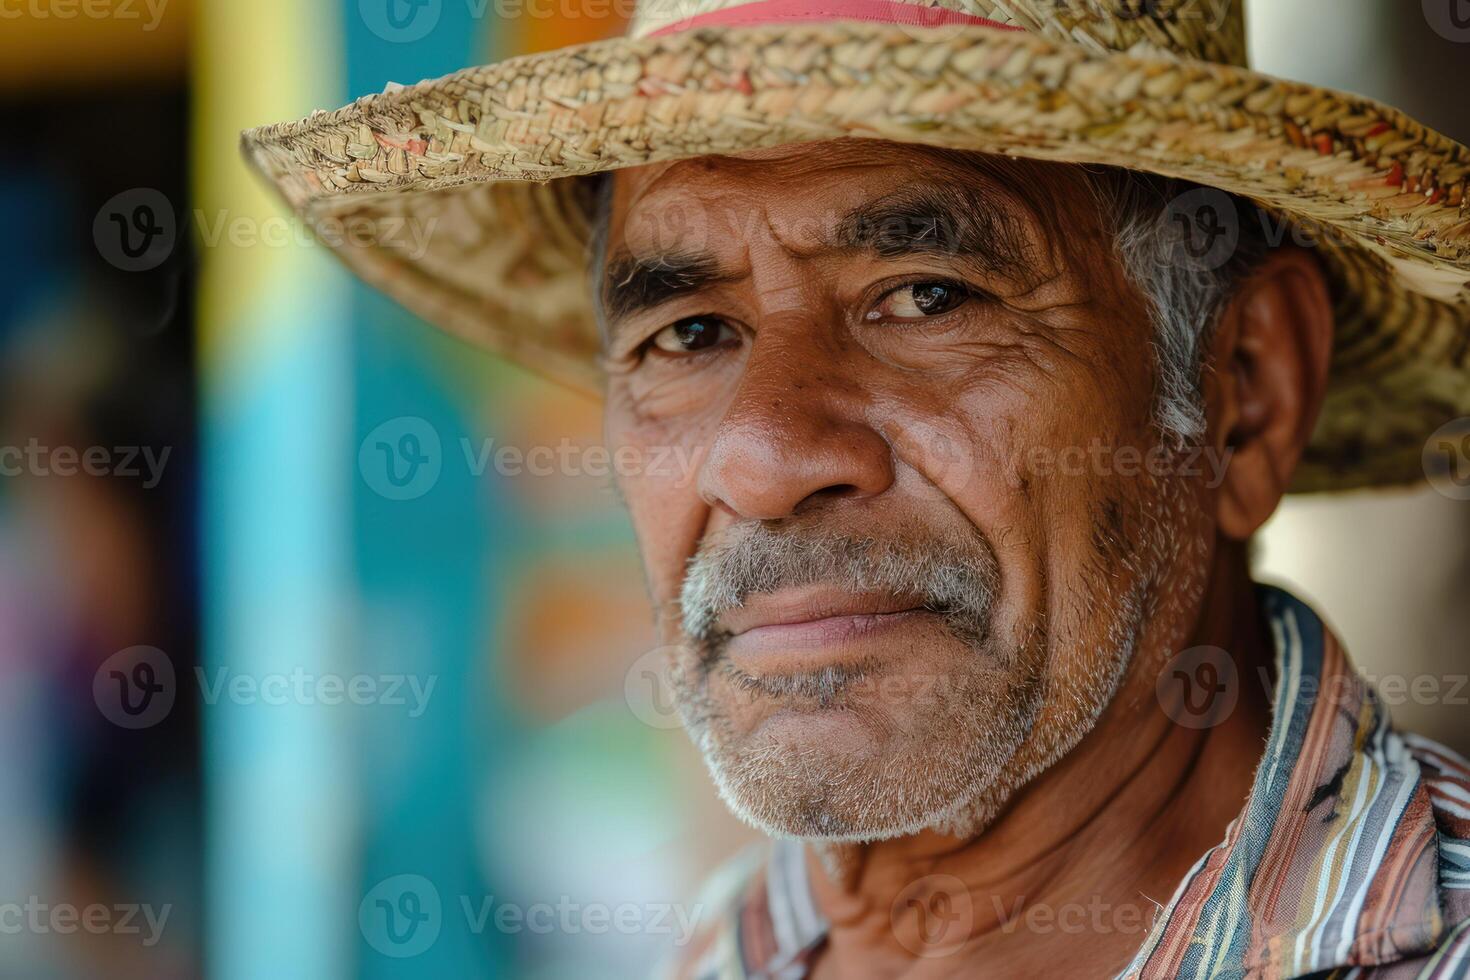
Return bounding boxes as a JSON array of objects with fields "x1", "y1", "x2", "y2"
[{"x1": 679, "y1": 523, "x2": 1000, "y2": 649}]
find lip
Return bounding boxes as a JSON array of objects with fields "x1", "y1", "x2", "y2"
[
  {"x1": 720, "y1": 586, "x2": 932, "y2": 674},
  {"x1": 721, "y1": 586, "x2": 927, "y2": 636}
]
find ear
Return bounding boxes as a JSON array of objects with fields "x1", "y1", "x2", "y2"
[{"x1": 1204, "y1": 246, "x2": 1334, "y2": 539}]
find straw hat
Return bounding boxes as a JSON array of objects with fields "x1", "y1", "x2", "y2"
[{"x1": 242, "y1": 0, "x2": 1470, "y2": 493}]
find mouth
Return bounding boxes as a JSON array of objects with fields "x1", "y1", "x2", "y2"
[{"x1": 718, "y1": 586, "x2": 934, "y2": 675}]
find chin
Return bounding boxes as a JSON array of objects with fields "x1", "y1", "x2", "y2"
[
  {"x1": 686, "y1": 681, "x2": 1045, "y2": 843},
  {"x1": 706, "y1": 738, "x2": 1004, "y2": 843}
]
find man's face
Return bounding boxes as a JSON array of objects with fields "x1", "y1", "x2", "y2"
[{"x1": 600, "y1": 140, "x2": 1217, "y2": 841}]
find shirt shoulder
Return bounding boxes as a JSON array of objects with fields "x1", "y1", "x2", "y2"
[
  {"x1": 1404, "y1": 733, "x2": 1470, "y2": 916},
  {"x1": 659, "y1": 843, "x2": 769, "y2": 980},
  {"x1": 660, "y1": 838, "x2": 828, "y2": 980},
  {"x1": 1355, "y1": 734, "x2": 1470, "y2": 979},
  {"x1": 1402, "y1": 732, "x2": 1470, "y2": 846}
]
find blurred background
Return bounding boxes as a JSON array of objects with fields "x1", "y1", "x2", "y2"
[{"x1": 0, "y1": 0, "x2": 1464, "y2": 977}]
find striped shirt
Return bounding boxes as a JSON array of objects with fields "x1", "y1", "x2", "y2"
[{"x1": 671, "y1": 586, "x2": 1470, "y2": 979}]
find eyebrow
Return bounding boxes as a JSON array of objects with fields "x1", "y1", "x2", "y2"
[
  {"x1": 832, "y1": 184, "x2": 1039, "y2": 277},
  {"x1": 600, "y1": 252, "x2": 740, "y2": 332},
  {"x1": 598, "y1": 180, "x2": 1042, "y2": 335}
]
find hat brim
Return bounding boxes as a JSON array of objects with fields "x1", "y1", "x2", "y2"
[{"x1": 241, "y1": 21, "x2": 1470, "y2": 493}]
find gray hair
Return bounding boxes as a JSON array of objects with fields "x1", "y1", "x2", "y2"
[
  {"x1": 584, "y1": 161, "x2": 1268, "y2": 444},
  {"x1": 1089, "y1": 170, "x2": 1268, "y2": 444}
]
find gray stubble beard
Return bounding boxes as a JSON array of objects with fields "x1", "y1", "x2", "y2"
[{"x1": 670, "y1": 463, "x2": 1207, "y2": 844}]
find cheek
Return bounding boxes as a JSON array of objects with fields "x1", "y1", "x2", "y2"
[
  {"x1": 879, "y1": 369, "x2": 1146, "y2": 654},
  {"x1": 605, "y1": 387, "x2": 716, "y2": 611},
  {"x1": 620, "y1": 365, "x2": 741, "y2": 421},
  {"x1": 876, "y1": 387, "x2": 1053, "y2": 651}
]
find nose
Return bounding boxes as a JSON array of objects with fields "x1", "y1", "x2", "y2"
[{"x1": 697, "y1": 333, "x2": 894, "y2": 521}]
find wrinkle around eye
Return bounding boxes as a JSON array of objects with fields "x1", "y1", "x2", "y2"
[
  {"x1": 853, "y1": 304, "x2": 1087, "y2": 383},
  {"x1": 978, "y1": 265, "x2": 1093, "y2": 312}
]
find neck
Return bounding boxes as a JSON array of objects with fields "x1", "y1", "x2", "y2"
[{"x1": 806, "y1": 539, "x2": 1273, "y2": 979}]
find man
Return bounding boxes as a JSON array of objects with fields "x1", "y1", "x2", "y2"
[{"x1": 246, "y1": 1, "x2": 1470, "y2": 976}]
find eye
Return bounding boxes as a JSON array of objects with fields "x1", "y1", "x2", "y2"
[
  {"x1": 648, "y1": 315, "x2": 738, "y2": 355},
  {"x1": 867, "y1": 281, "x2": 971, "y2": 321}
]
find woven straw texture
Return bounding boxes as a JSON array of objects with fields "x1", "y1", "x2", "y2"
[{"x1": 242, "y1": 0, "x2": 1470, "y2": 492}]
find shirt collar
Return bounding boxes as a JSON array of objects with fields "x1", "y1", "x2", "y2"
[{"x1": 1121, "y1": 585, "x2": 1447, "y2": 977}]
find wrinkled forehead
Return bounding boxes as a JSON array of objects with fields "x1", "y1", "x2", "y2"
[{"x1": 605, "y1": 139, "x2": 1096, "y2": 262}]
